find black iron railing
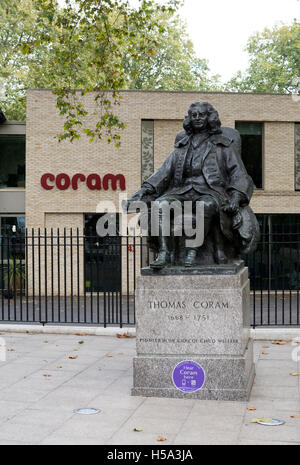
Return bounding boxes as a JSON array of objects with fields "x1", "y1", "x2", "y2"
[
  {"x1": 244, "y1": 231, "x2": 300, "y2": 327},
  {"x1": 0, "y1": 229, "x2": 300, "y2": 327},
  {"x1": 0, "y1": 229, "x2": 140, "y2": 326}
]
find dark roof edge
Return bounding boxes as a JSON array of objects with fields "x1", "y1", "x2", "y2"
[{"x1": 0, "y1": 120, "x2": 26, "y2": 125}]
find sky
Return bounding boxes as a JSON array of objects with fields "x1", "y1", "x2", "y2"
[
  {"x1": 59, "y1": 0, "x2": 299, "y2": 83},
  {"x1": 179, "y1": 0, "x2": 299, "y2": 82}
]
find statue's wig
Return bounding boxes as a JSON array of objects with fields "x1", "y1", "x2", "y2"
[{"x1": 183, "y1": 101, "x2": 221, "y2": 135}]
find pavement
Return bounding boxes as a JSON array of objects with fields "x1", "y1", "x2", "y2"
[{"x1": 0, "y1": 332, "x2": 299, "y2": 445}]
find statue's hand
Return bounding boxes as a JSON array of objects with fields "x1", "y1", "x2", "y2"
[
  {"x1": 222, "y1": 198, "x2": 239, "y2": 214},
  {"x1": 222, "y1": 191, "x2": 244, "y2": 215},
  {"x1": 122, "y1": 187, "x2": 153, "y2": 211}
]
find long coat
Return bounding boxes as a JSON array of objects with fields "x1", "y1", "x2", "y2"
[{"x1": 142, "y1": 127, "x2": 260, "y2": 254}]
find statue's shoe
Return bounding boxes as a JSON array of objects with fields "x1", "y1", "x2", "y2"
[
  {"x1": 150, "y1": 251, "x2": 170, "y2": 269},
  {"x1": 214, "y1": 250, "x2": 228, "y2": 265},
  {"x1": 184, "y1": 250, "x2": 197, "y2": 267}
]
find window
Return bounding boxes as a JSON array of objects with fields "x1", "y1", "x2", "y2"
[
  {"x1": 244, "y1": 214, "x2": 300, "y2": 291},
  {"x1": 235, "y1": 122, "x2": 263, "y2": 189},
  {"x1": 295, "y1": 123, "x2": 300, "y2": 190},
  {"x1": 84, "y1": 214, "x2": 121, "y2": 292},
  {"x1": 0, "y1": 216, "x2": 25, "y2": 235},
  {"x1": 0, "y1": 135, "x2": 25, "y2": 188},
  {"x1": 0, "y1": 216, "x2": 25, "y2": 261}
]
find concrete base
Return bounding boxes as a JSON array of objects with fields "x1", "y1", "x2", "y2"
[
  {"x1": 132, "y1": 268, "x2": 255, "y2": 401},
  {"x1": 132, "y1": 341, "x2": 255, "y2": 401}
]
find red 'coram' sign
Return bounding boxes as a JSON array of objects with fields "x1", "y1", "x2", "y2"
[{"x1": 41, "y1": 173, "x2": 126, "y2": 191}]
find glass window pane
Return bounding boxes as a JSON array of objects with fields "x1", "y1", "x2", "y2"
[
  {"x1": 84, "y1": 214, "x2": 121, "y2": 292},
  {"x1": 0, "y1": 135, "x2": 25, "y2": 188},
  {"x1": 269, "y1": 214, "x2": 300, "y2": 291},
  {"x1": 235, "y1": 122, "x2": 262, "y2": 136},
  {"x1": 295, "y1": 123, "x2": 300, "y2": 190},
  {"x1": 1, "y1": 216, "x2": 25, "y2": 235},
  {"x1": 245, "y1": 214, "x2": 300, "y2": 292},
  {"x1": 235, "y1": 122, "x2": 263, "y2": 189},
  {"x1": 0, "y1": 216, "x2": 25, "y2": 261}
]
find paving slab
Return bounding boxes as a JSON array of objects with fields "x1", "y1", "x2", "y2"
[{"x1": 0, "y1": 332, "x2": 299, "y2": 445}]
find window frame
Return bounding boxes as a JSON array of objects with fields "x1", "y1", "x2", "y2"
[
  {"x1": 235, "y1": 121, "x2": 264, "y2": 191},
  {"x1": 294, "y1": 123, "x2": 300, "y2": 191},
  {"x1": 0, "y1": 122, "x2": 26, "y2": 192}
]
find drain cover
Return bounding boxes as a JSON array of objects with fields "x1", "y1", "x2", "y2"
[
  {"x1": 74, "y1": 408, "x2": 101, "y2": 415},
  {"x1": 257, "y1": 418, "x2": 285, "y2": 426}
]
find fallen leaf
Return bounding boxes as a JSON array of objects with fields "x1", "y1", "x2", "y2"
[
  {"x1": 247, "y1": 408, "x2": 257, "y2": 411},
  {"x1": 262, "y1": 351, "x2": 268, "y2": 355},
  {"x1": 133, "y1": 427, "x2": 143, "y2": 432},
  {"x1": 262, "y1": 345, "x2": 269, "y2": 349},
  {"x1": 272, "y1": 340, "x2": 287, "y2": 345},
  {"x1": 54, "y1": 344, "x2": 59, "y2": 347},
  {"x1": 105, "y1": 355, "x2": 113, "y2": 358},
  {"x1": 157, "y1": 436, "x2": 167, "y2": 442},
  {"x1": 78, "y1": 341, "x2": 84, "y2": 345},
  {"x1": 44, "y1": 340, "x2": 48, "y2": 343},
  {"x1": 290, "y1": 372, "x2": 300, "y2": 377},
  {"x1": 75, "y1": 332, "x2": 86, "y2": 336},
  {"x1": 43, "y1": 374, "x2": 52, "y2": 377},
  {"x1": 7, "y1": 348, "x2": 15, "y2": 352},
  {"x1": 68, "y1": 356, "x2": 78, "y2": 360},
  {"x1": 251, "y1": 418, "x2": 272, "y2": 424},
  {"x1": 290, "y1": 415, "x2": 299, "y2": 419},
  {"x1": 116, "y1": 332, "x2": 135, "y2": 339},
  {"x1": 57, "y1": 365, "x2": 62, "y2": 369}
]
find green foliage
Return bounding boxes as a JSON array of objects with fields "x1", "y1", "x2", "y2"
[
  {"x1": 4, "y1": 260, "x2": 26, "y2": 291},
  {"x1": 0, "y1": 0, "x2": 221, "y2": 145},
  {"x1": 227, "y1": 21, "x2": 300, "y2": 94},
  {"x1": 123, "y1": 12, "x2": 222, "y2": 91},
  {"x1": 0, "y1": 0, "x2": 38, "y2": 120}
]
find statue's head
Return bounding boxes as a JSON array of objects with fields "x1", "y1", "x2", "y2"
[{"x1": 183, "y1": 102, "x2": 221, "y2": 135}]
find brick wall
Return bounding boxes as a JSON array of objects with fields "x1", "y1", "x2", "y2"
[
  {"x1": 26, "y1": 90, "x2": 300, "y2": 227},
  {"x1": 25, "y1": 90, "x2": 300, "y2": 294}
]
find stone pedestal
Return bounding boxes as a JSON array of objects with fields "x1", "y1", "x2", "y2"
[{"x1": 132, "y1": 267, "x2": 255, "y2": 401}]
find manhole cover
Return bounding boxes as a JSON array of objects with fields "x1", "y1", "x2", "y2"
[
  {"x1": 257, "y1": 418, "x2": 285, "y2": 426},
  {"x1": 74, "y1": 408, "x2": 101, "y2": 415}
]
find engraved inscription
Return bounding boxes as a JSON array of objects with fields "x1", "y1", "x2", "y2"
[
  {"x1": 138, "y1": 337, "x2": 239, "y2": 344},
  {"x1": 167, "y1": 314, "x2": 209, "y2": 321},
  {"x1": 148, "y1": 301, "x2": 186, "y2": 309},
  {"x1": 148, "y1": 300, "x2": 229, "y2": 310}
]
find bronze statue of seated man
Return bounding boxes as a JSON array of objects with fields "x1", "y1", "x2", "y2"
[{"x1": 125, "y1": 101, "x2": 260, "y2": 269}]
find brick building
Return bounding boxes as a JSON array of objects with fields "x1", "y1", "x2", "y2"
[{"x1": 1, "y1": 89, "x2": 300, "y2": 295}]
